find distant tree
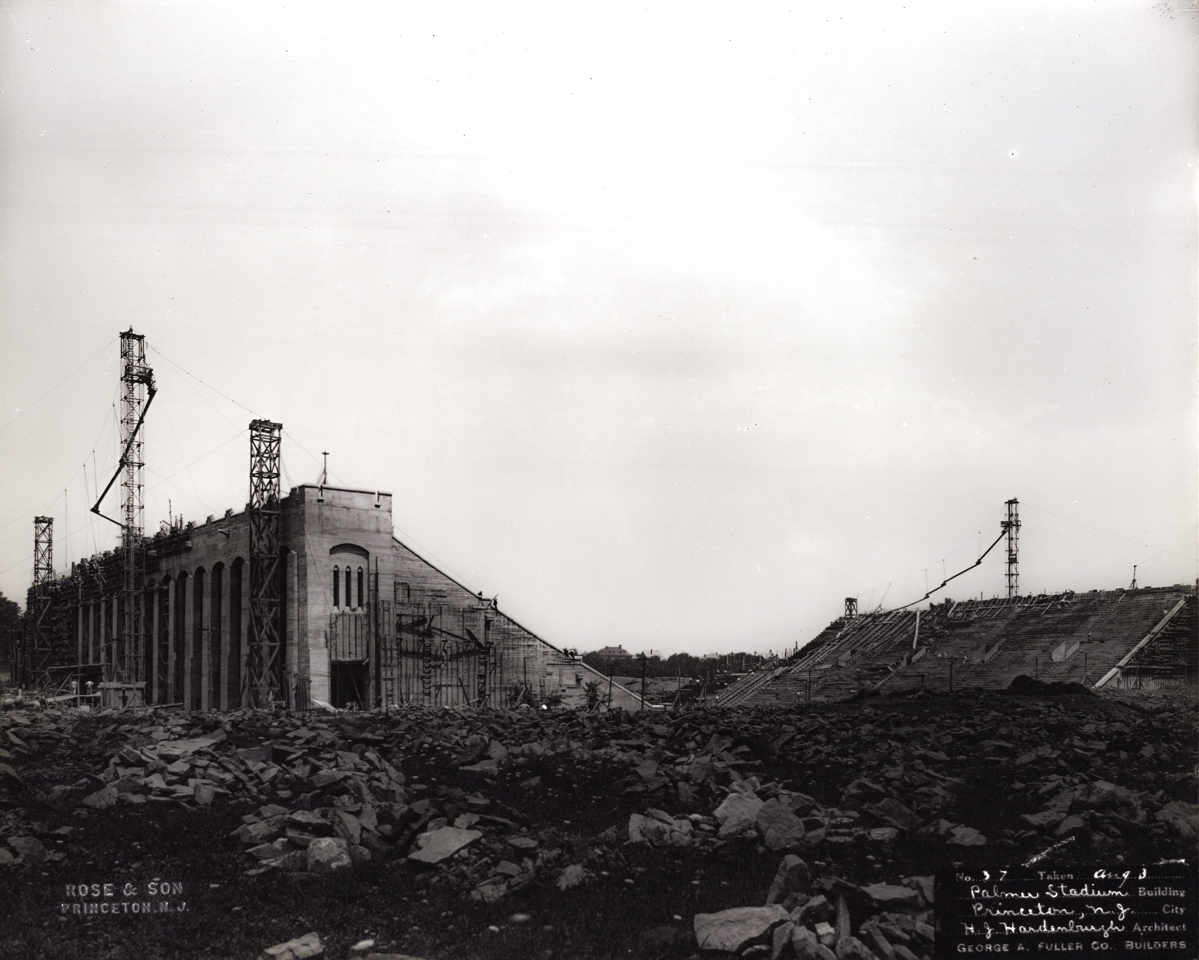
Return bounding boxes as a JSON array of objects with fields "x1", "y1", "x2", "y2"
[
  {"x1": 583, "y1": 679, "x2": 603, "y2": 711},
  {"x1": 0, "y1": 591, "x2": 19, "y2": 671}
]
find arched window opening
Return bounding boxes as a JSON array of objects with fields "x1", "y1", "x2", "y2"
[
  {"x1": 357, "y1": 568, "x2": 364, "y2": 609},
  {"x1": 333, "y1": 566, "x2": 340, "y2": 607},
  {"x1": 345, "y1": 567, "x2": 353, "y2": 609}
]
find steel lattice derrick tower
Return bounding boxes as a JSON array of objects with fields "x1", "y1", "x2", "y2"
[
  {"x1": 28, "y1": 517, "x2": 54, "y2": 684},
  {"x1": 1001, "y1": 498, "x2": 1020, "y2": 599},
  {"x1": 117, "y1": 329, "x2": 155, "y2": 684},
  {"x1": 244, "y1": 419, "x2": 283, "y2": 708}
]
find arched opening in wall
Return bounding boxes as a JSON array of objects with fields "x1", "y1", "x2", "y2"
[
  {"x1": 278, "y1": 547, "x2": 289, "y2": 690},
  {"x1": 157, "y1": 578, "x2": 171, "y2": 704},
  {"x1": 229, "y1": 558, "x2": 244, "y2": 709},
  {"x1": 143, "y1": 583, "x2": 154, "y2": 696},
  {"x1": 210, "y1": 563, "x2": 224, "y2": 709},
  {"x1": 329, "y1": 545, "x2": 369, "y2": 611},
  {"x1": 89, "y1": 601, "x2": 99, "y2": 666},
  {"x1": 113, "y1": 594, "x2": 125, "y2": 675},
  {"x1": 173, "y1": 572, "x2": 187, "y2": 704},
  {"x1": 191, "y1": 568, "x2": 205, "y2": 710}
]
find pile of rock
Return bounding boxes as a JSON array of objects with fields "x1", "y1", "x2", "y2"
[
  {"x1": 1, "y1": 685, "x2": 1195, "y2": 960},
  {"x1": 695, "y1": 854, "x2": 934, "y2": 960}
]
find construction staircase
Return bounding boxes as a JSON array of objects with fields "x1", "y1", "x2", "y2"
[{"x1": 718, "y1": 586, "x2": 1196, "y2": 707}]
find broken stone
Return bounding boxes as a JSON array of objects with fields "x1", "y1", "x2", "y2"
[
  {"x1": 864, "y1": 798, "x2": 921, "y2": 832},
  {"x1": 259, "y1": 931, "x2": 324, "y2": 960},
  {"x1": 772, "y1": 921, "x2": 796, "y2": 960},
  {"x1": 1020, "y1": 809, "x2": 1066, "y2": 828},
  {"x1": 7, "y1": 836, "x2": 47, "y2": 862},
  {"x1": 306, "y1": 837, "x2": 352, "y2": 873},
  {"x1": 861, "y1": 883, "x2": 921, "y2": 910},
  {"x1": 815, "y1": 921, "x2": 837, "y2": 947},
  {"x1": 757, "y1": 798, "x2": 806, "y2": 850},
  {"x1": 836, "y1": 935, "x2": 880, "y2": 960},
  {"x1": 795, "y1": 894, "x2": 835, "y2": 926},
  {"x1": 767, "y1": 854, "x2": 812, "y2": 905},
  {"x1": 335, "y1": 811, "x2": 362, "y2": 847},
  {"x1": 628, "y1": 812, "x2": 692, "y2": 847},
  {"x1": 556, "y1": 863, "x2": 586, "y2": 890},
  {"x1": 1054, "y1": 815, "x2": 1089, "y2": 837},
  {"x1": 835, "y1": 895, "x2": 851, "y2": 943},
  {"x1": 407, "y1": 827, "x2": 481, "y2": 864},
  {"x1": 1155, "y1": 800, "x2": 1198, "y2": 839},
  {"x1": 82, "y1": 784, "x2": 119, "y2": 809},
  {"x1": 236, "y1": 819, "x2": 285, "y2": 845},
  {"x1": 792, "y1": 924, "x2": 838, "y2": 960},
  {"x1": 471, "y1": 878, "x2": 508, "y2": 902},
  {"x1": 694, "y1": 905, "x2": 790, "y2": 954},
  {"x1": 714, "y1": 792, "x2": 764, "y2": 838},
  {"x1": 946, "y1": 825, "x2": 987, "y2": 846},
  {"x1": 287, "y1": 810, "x2": 331, "y2": 830},
  {"x1": 156, "y1": 737, "x2": 219, "y2": 761},
  {"x1": 901, "y1": 875, "x2": 934, "y2": 905},
  {"x1": 0, "y1": 762, "x2": 23, "y2": 789},
  {"x1": 860, "y1": 921, "x2": 896, "y2": 960}
]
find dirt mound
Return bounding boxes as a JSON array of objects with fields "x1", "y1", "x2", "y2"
[{"x1": 1005, "y1": 674, "x2": 1095, "y2": 696}]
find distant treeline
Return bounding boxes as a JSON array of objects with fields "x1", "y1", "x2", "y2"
[{"x1": 578, "y1": 651, "x2": 767, "y2": 679}]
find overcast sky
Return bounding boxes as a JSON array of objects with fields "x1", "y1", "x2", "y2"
[{"x1": 1, "y1": 2, "x2": 1195, "y2": 656}]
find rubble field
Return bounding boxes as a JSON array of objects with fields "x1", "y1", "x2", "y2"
[{"x1": 0, "y1": 685, "x2": 1195, "y2": 960}]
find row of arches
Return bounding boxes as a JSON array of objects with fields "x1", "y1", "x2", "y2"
[{"x1": 75, "y1": 557, "x2": 290, "y2": 710}]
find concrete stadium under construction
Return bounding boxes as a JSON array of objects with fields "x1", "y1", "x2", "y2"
[
  {"x1": 15, "y1": 330, "x2": 647, "y2": 712},
  {"x1": 13, "y1": 329, "x2": 1197, "y2": 712}
]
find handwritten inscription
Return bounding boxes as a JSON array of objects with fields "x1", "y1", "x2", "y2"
[{"x1": 937, "y1": 865, "x2": 1195, "y2": 959}]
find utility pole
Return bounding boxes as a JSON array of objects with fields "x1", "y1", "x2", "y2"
[{"x1": 637, "y1": 650, "x2": 651, "y2": 712}]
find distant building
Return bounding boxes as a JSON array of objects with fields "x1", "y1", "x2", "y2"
[{"x1": 593, "y1": 645, "x2": 634, "y2": 660}]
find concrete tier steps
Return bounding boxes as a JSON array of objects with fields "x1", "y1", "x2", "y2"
[{"x1": 720, "y1": 586, "x2": 1195, "y2": 707}]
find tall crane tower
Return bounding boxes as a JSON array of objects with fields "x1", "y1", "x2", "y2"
[
  {"x1": 119, "y1": 330, "x2": 154, "y2": 686},
  {"x1": 25, "y1": 517, "x2": 54, "y2": 684},
  {"x1": 1001, "y1": 498, "x2": 1020, "y2": 599},
  {"x1": 91, "y1": 329, "x2": 156, "y2": 702},
  {"x1": 243, "y1": 419, "x2": 284, "y2": 707}
]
